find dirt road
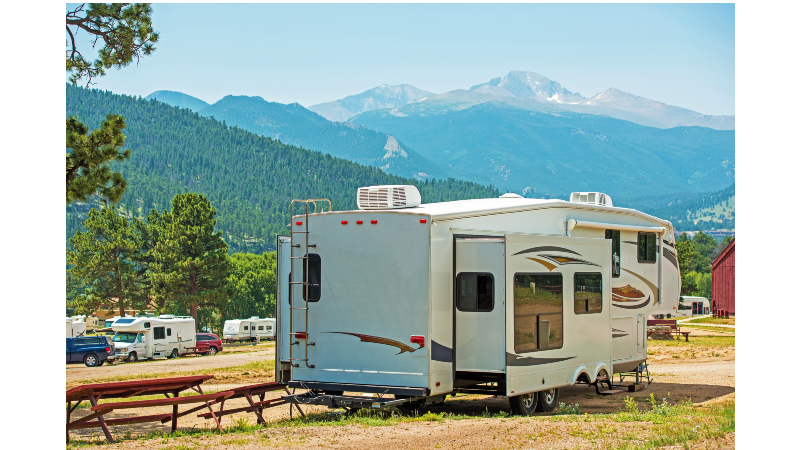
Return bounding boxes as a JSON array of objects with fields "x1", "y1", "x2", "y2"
[{"x1": 66, "y1": 347, "x2": 274, "y2": 384}]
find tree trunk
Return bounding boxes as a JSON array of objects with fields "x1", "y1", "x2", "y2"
[{"x1": 190, "y1": 272, "x2": 198, "y2": 330}]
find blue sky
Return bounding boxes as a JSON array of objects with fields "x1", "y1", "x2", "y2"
[{"x1": 68, "y1": 3, "x2": 735, "y2": 115}]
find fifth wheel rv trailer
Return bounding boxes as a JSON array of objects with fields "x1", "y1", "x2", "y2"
[
  {"x1": 276, "y1": 186, "x2": 680, "y2": 415},
  {"x1": 223, "y1": 317, "x2": 276, "y2": 342},
  {"x1": 110, "y1": 315, "x2": 196, "y2": 362},
  {"x1": 66, "y1": 317, "x2": 86, "y2": 338}
]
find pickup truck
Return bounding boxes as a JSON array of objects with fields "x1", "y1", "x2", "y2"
[{"x1": 66, "y1": 336, "x2": 114, "y2": 367}]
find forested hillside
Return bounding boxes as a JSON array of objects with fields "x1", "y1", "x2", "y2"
[
  {"x1": 66, "y1": 85, "x2": 499, "y2": 253},
  {"x1": 624, "y1": 184, "x2": 735, "y2": 231}
]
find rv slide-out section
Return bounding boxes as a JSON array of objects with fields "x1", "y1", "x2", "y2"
[{"x1": 277, "y1": 212, "x2": 431, "y2": 392}]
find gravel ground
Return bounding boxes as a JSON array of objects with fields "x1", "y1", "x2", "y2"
[{"x1": 66, "y1": 347, "x2": 274, "y2": 384}]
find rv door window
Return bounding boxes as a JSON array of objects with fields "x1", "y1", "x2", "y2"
[
  {"x1": 604, "y1": 230, "x2": 621, "y2": 277},
  {"x1": 574, "y1": 273, "x2": 603, "y2": 314},
  {"x1": 154, "y1": 326, "x2": 166, "y2": 340},
  {"x1": 638, "y1": 233, "x2": 657, "y2": 263},
  {"x1": 167, "y1": 328, "x2": 172, "y2": 337},
  {"x1": 303, "y1": 254, "x2": 322, "y2": 301},
  {"x1": 513, "y1": 274, "x2": 564, "y2": 353},
  {"x1": 456, "y1": 273, "x2": 494, "y2": 312}
]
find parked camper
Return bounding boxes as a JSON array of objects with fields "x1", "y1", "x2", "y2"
[
  {"x1": 277, "y1": 186, "x2": 680, "y2": 415},
  {"x1": 223, "y1": 317, "x2": 275, "y2": 342},
  {"x1": 66, "y1": 317, "x2": 86, "y2": 338},
  {"x1": 677, "y1": 296, "x2": 710, "y2": 317},
  {"x1": 111, "y1": 315, "x2": 196, "y2": 362}
]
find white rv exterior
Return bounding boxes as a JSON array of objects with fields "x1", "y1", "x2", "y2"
[
  {"x1": 677, "y1": 296, "x2": 711, "y2": 317},
  {"x1": 110, "y1": 315, "x2": 196, "y2": 361},
  {"x1": 223, "y1": 317, "x2": 276, "y2": 342},
  {"x1": 276, "y1": 187, "x2": 680, "y2": 414},
  {"x1": 66, "y1": 317, "x2": 86, "y2": 338}
]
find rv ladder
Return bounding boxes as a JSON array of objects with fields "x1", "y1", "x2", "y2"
[{"x1": 288, "y1": 199, "x2": 331, "y2": 369}]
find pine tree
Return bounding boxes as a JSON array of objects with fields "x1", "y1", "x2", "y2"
[
  {"x1": 67, "y1": 207, "x2": 148, "y2": 316},
  {"x1": 66, "y1": 114, "x2": 131, "y2": 204},
  {"x1": 151, "y1": 193, "x2": 231, "y2": 327}
]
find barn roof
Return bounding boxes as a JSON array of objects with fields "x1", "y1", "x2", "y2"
[{"x1": 711, "y1": 238, "x2": 735, "y2": 269}]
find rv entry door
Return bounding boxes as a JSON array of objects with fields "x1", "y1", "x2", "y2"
[{"x1": 455, "y1": 236, "x2": 506, "y2": 373}]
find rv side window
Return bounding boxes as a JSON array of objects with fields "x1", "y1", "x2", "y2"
[
  {"x1": 154, "y1": 327, "x2": 165, "y2": 340},
  {"x1": 638, "y1": 232, "x2": 657, "y2": 263},
  {"x1": 456, "y1": 273, "x2": 494, "y2": 312},
  {"x1": 574, "y1": 273, "x2": 603, "y2": 314},
  {"x1": 144, "y1": 322, "x2": 151, "y2": 329},
  {"x1": 258, "y1": 326, "x2": 264, "y2": 330},
  {"x1": 303, "y1": 254, "x2": 322, "y2": 301},
  {"x1": 167, "y1": 328, "x2": 172, "y2": 337},
  {"x1": 604, "y1": 230, "x2": 621, "y2": 277},
  {"x1": 513, "y1": 274, "x2": 563, "y2": 353},
  {"x1": 243, "y1": 326, "x2": 248, "y2": 331}
]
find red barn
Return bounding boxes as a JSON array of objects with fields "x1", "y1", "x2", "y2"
[{"x1": 711, "y1": 239, "x2": 735, "y2": 317}]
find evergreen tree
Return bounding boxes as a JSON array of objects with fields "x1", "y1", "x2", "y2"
[
  {"x1": 226, "y1": 252, "x2": 277, "y2": 321},
  {"x1": 151, "y1": 194, "x2": 231, "y2": 327},
  {"x1": 67, "y1": 207, "x2": 148, "y2": 316},
  {"x1": 66, "y1": 114, "x2": 131, "y2": 203},
  {"x1": 676, "y1": 236, "x2": 698, "y2": 296}
]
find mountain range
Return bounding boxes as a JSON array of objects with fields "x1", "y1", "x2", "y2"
[{"x1": 308, "y1": 84, "x2": 433, "y2": 122}]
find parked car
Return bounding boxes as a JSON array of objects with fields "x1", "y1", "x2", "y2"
[
  {"x1": 66, "y1": 336, "x2": 115, "y2": 367},
  {"x1": 192, "y1": 333, "x2": 223, "y2": 356}
]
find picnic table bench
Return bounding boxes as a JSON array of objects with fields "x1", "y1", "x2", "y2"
[
  {"x1": 180, "y1": 346, "x2": 209, "y2": 356},
  {"x1": 197, "y1": 381, "x2": 305, "y2": 423},
  {"x1": 66, "y1": 375, "x2": 231, "y2": 443},
  {"x1": 646, "y1": 319, "x2": 690, "y2": 341}
]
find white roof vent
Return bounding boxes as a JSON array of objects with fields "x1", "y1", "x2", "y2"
[
  {"x1": 158, "y1": 314, "x2": 175, "y2": 319},
  {"x1": 499, "y1": 193, "x2": 523, "y2": 198},
  {"x1": 570, "y1": 192, "x2": 613, "y2": 207},
  {"x1": 357, "y1": 185, "x2": 421, "y2": 210}
]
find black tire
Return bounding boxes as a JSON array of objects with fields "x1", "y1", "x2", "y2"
[
  {"x1": 509, "y1": 391, "x2": 539, "y2": 416},
  {"x1": 168, "y1": 348, "x2": 179, "y2": 359},
  {"x1": 208, "y1": 346, "x2": 218, "y2": 356},
  {"x1": 127, "y1": 352, "x2": 138, "y2": 363},
  {"x1": 537, "y1": 388, "x2": 559, "y2": 412},
  {"x1": 84, "y1": 353, "x2": 99, "y2": 367}
]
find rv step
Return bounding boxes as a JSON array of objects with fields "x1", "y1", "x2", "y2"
[
  {"x1": 596, "y1": 376, "x2": 609, "y2": 382},
  {"x1": 598, "y1": 389, "x2": 625, "y2": 396}
]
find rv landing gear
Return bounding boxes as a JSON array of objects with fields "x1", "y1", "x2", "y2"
[{"x1": 510, "y1": 391, "x2": 539, "y2": 416}]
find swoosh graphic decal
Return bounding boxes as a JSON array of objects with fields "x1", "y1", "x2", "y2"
[
  {"x1": 612, "y1": 333, "x2": 629, "y2": 338},
  {"x1": 662, "y1": 248, "x2": 678, "y2": 269},
  {"x1": 512, "y1": 246, "x2": 582, "y2": 257},
  {"x1": 506, "y1": 353, "x2": 576, "y2": 366},
  {"x1": 539, "y1": 255, "x2": 600, "y2": 267},
  {"x1": 622, "y1": 268, "x2": 659, "y2": 306},
  {"x1": 612, "y1": 296, "x2": 651, "y2": 309},
  {"x1": 525, "y1": 257, "x2": 557, "y2": 272},
  {"x1": 324, "y1": 332, "x2": 420, "y2": 354}
]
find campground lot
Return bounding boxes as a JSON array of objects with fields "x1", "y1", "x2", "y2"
[{"x1": 66, "y1": 329, "x2": 734, "y2": 449}]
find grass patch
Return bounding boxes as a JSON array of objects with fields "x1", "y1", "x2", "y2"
[
  {"x1": 68, "y1": 359, "x2": 275, "y2": 388},
  {"x1": 684, "y1": 317, "x2": 735, "y2": 325},
  {"x1": 647, "y1": 335, "x2": 734, "y2": 359},
  {"x1": 681, "y1": 324, "x2": 735, "y2": 333}
]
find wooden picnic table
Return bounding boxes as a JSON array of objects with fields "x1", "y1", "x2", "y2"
[
  {"x1": 197, "y1": 381, "x2": 304, "y2": 423},
  {"x1": 66, "y1": 375, "x2": 232, "y2": 443}
]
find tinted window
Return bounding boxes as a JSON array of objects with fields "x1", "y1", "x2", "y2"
[
  {"x1": 605, "y1": 230, "x2": 621, "y2": 277},
  {"x1": 456, "y1": 273, "x2": 494, "y2": 312},
  {"x1": 574, "y1": 273, "x2": 603, "y2": 314},
  {"x1": 74, "y1": 337, "x2": 104, "y2": 346},
  {"x1": 638, "y1": 233, "x2": 657, "y2": 262},
  {"x1": 167, "y1": 328, "x2": 172, "y2": 337},
  {"x1": 243, "y1": 326, "x2": 248, "y2": 331},
  {"x1": 513, "y1": 274, "x2": 563, "y2": 353},
  {"x1": 154, "y1": 327, "x2": 165, "y2": 340},
  {"x1": 303, "y1": 254, "x2": 322, "y2": 301},
  {"x1": 196, "y1": 335, "x2": 207, "y2": 341},
  {"x1": 258, "y1": 326, "x2": 264, "y2": 330}
]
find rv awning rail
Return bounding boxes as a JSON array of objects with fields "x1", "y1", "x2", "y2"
[{"x1": 566, "y1": 219, "x2": 666, "y2": 236}]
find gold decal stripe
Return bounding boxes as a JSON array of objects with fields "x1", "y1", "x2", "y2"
[{"x1": 525, "y1": 257, "x2": 557, "y2": 272}]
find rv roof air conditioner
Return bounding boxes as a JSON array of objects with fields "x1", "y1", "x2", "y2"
[
  {"x1": 357, "y1": 185, "x2": 421, "y2": 210},
  {"x1": 570, "y1": 192, "x2": 613, "y2": 207}
]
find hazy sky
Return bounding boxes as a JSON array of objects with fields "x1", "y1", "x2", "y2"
[{"x1": 68, "y1": 3, "x2": 735, "y2": 115}]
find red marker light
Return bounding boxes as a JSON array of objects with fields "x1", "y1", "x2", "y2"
[
  {"x1": 436, "y1": 382, "x2": 441, "y2": 387},
  {"x1": 341, "y1": 221, "x2": 348, "y2": 225},
  {"x1": 295, "y1": 332, "x2": 308, "y2": 339},
  {"x1": 420, "y1": 219, "x2": 427, "y2": 224},
  {"x1": 356, "y1": 220, "x2": 363, "y2": 225},
  {"x1": 371, "y1": 220, "x2": 378, "y2": 224},
  {"x1": 410, "y1": 335, "x2": 425, "y2": 348},
  {"x1": 296, "y1": 221, "x2": 302, "y2": 226}
]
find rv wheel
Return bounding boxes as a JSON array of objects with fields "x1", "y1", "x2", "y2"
[
  {"x1": 127, "y1": 352, "x2": 138, "y2": 363},
  {"x1": 537, "y1": 388, "x2": 559, "y2": 412},
  {"x1": 510, "y1": 391, "x2": 539, "y2": 416},
  {"x1": 168, "y1": 348, "x2": 179, "y2": 359}
]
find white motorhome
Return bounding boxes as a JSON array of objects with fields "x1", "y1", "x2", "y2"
[
  {"x1": 223, "y1": 317, "x2": 276, "y2": 342},
  {"x1": 677, "y1": 296, "x2": 711, "y2": 317},
  {"x1": 66, "y1": 317, "x2": 86, "y2": 338},
  {"x1": 110, "y1": 315, "x2": 196, "y2": 362},
  {"x1": 276, "y1": 186, "x2": 681, "y2": 414}
]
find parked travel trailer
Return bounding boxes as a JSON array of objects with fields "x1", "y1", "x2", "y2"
[
  {"x1": 66, "y1": 317, "x2": 86, "y2": 338},
  {"x1": 276, "y1": 186, "x2": 680, "y2": 414},
  {"x1": 223, "y1": 317, "x2": 276, "y2": 342},
  {"x1": 110, "y1": 315, "x2": 196, "y2": 361},
  {"x1": 677, "y1": 296, "x2": 710, "y2": 317}
]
